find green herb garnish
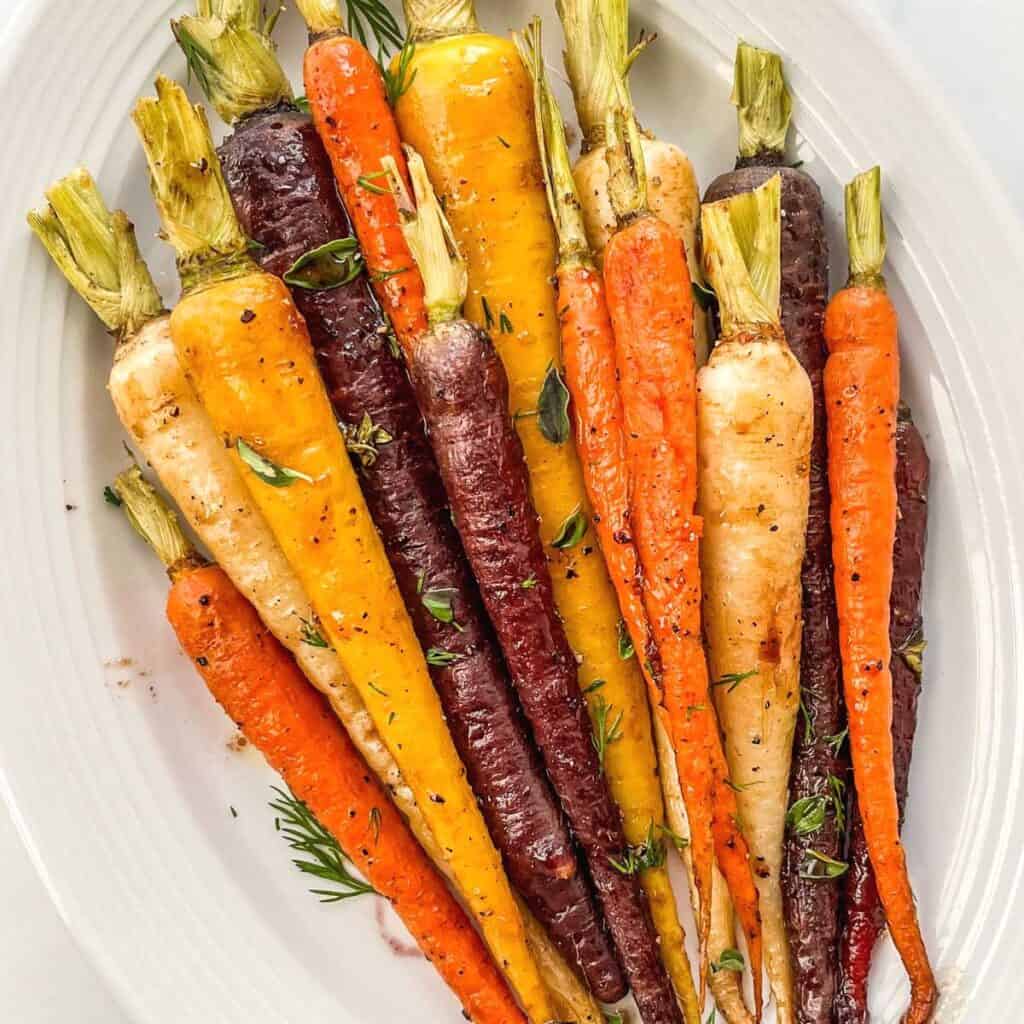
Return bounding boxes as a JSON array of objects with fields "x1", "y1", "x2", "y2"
[
  {"x1": 421, "y1": 587, "x2": 458, "y2": 625},
  {"x1": 426, "y1": 647, "x2": 463, "y2": 667},
  {"x1": 826, "y1": 726, "x2": 849, "y2": 755},
  {"x1": 583, "y1": 678, "x2": 606, "y2": 695},
  {"x1": 520, "y1": 575, "x2": 539, "y2": 589},
  {"x1": 591, "y1": 695, "x2": 624, "y2": 770},
  {"x1": 293, "y1": 95, "x2": 310, "y2": 114},
  {"x1": 499, "y1": 311, "x2": 514, "y2": 334},
  {"x1": 237, "y1": 439, "x2": 313, "y2": 487},
  {"x1": 481, "y1": 295, "x2": 495, "y2": 329},
  {"x1": 617, "y1": 619, "x2": 635, "y2": 660},
  {"x1": 367, "y1": 681, "x2": 389, "y2": 698},
  {"x1": 342, "y1": 412, "x2": 393, "y2": 467},
  {"x1": 551, "y1": 504, "x2": 588, "y2": 549},
  {"x1": 608, "y1": 822, "x2": 666, "y2": 876},
  {"x1": 103, "y1": 485, "x2": 123, "y2": 507},
  {"x1": 283, "y1": 237, "x2": 363, "y2": 291},
  {"x1": 382, "y1": 39, "x2": 417, "y2": 105},
  {"x1": 357, "y1": 171, "x2": 391, "y2": 195},
  {"x1": 711, "y1": 948, "x2": 745, "y2": 974},
  {"x1": 537, "y1": 363, "x2": 571, "y2": 444},
  {"x1": 368, "y1": 806, "x2": 382, "y2": 843},
  {"x1": 800, "y1": 848, "x2": 849, "y2": 880},
  {"x1": 269, "y1": 787, "x2": 376, "y2": 902},
  {"x1": 692, "y1": 280, "x2": 718, "y2": 311},
  {"x1": 713, "y1": 668, "x2": 758, "y2": 693},
  {"x1": 344, "y1": 0, "x2": 403, "y2": 54},
  {"x1": 786, "y1": 794, "x2": 828, "y2": 836},
  {"x1": 299, "y1": 615, "x2": 329, "y2": 649}
]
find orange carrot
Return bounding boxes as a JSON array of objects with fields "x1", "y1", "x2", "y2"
[
  {"x1": 824, "y1": 168, "x2": 936, "y2": 1024},
  {"x1": 599, "y1": 98, "x2": 765, "y2": 1015},
  {"x1": 112, "y1": 465, "x2": 525, "y2": 1024},
  {"x1": 295, "y1": 0, "x2": 427, "y2": 350}
]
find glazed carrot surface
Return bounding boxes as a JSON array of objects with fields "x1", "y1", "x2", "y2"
[{"x1": 824, "y1": 169, "x2": 936, "y2": 1024}]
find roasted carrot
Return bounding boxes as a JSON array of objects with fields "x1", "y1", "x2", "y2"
[
  {"x1": 836, "y1": 407, "x2": 930, "y2": 1024},
  {"x1": 519, "y1": 21, "x2": 701, "y2": 1023},
  {"x1": 824, "y1": 167, "x2": 936, "y2": 1024},
  {"x1": 132, "y1": 76, "x2": 552, "y2": 1024},
  {"x1": 294, "y1": 0, "x2": 427, "y2": 350},
  {"x1": 27, "y1": 169, "x2": 438, "y2": 866},
  {"x1": 387, "y1": 146, "x2": 690, "y2": 1024},
  {"x1": 700, "y1": 177, "x2": 814, "y2": 1024},
  {"x1": 111, "y1": 465, "x2": 525, "y2": 1024},
  {"x1": 598, "y1": 77, "x2": 765, "y2": 1015},
  {"x1": 556, "y1": 0, "x2": 709, "y2": 364}
]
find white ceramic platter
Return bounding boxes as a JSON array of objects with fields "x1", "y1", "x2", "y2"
[{"x1": 0, "y1": 1, "x2": 1021, "y2": 1021}]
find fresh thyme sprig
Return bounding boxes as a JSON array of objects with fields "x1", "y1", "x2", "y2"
[
  {"x1": 269, "y1": 787, "x2": 376, "y2": 902},
  {"x1": 591, "y1": 695, "x2": 624, "y2": 771},
  {"x1": 608, "y1": 821, "x2": 667, "y2": 875},
  {"x1": 382, "y1": 39, "x2": 417, "y2": 105},
  {"x1": 344, "y1": 0, "x2": 403, "y2": 54}
]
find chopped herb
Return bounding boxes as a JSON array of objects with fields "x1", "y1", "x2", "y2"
[
  {"x1": 609, "y1": 822, "x2": 666, "y2": 876},
  {"x1": 800, "y1": 696, "x2": 815, "y2": 744},
  {"x1": 293, "y1": 95, "x2": 310, "y2": 114},
  {"x1": 421, "y1": 587, "x2": 458, "y2": 624},
  {"x1": 617, "y1": 619, "x2": 635, "y2": 660},
  {"x1": 370, "y1": 266, "x2": 410, "y2": 282},
  {"x1": 658, "y1": 824, "x2": 689, "y2": 850},
  {"x1": 499, "y1": 312, "x2": 514, "y2": 334},
  {"x1": 387, "y1": 711, "x2": 396, "y2": 725},
  {"x1": 800, "y1": 848, "x2": 849, "y2": 880},
  {"x1": 283, "y1": 237, "x2": 363, "y2": 291},
  {"x1": 686, "y1": 703, "x2": 706, "y2": 719},
  {"x1": 692, "y1": 280, "x2": 718, "y2": 311},
  {"x1": 381, "y1": 39, "x2": 417, "y2": 105},
  {"x1": 299, "y1": 615, "x2": 329, "y2": 649},
  {"x1": 711, "y1": 948, "x2": 745, "y2": 974},
  {"x1": 246, "y1": 236, "x2": 267, "y2": 253},
  {"x1": 828, "y1": 773, "x2": 847, "y2": 830},
  {"x1": 344, "y1": 0, "x2": 403, "y2": 54},
  {"x1": 237, "y1": 439, "x2": 313, "y2": 487},
  {"x1": 369, "y1": 806, "x2": 382, "y2": 843},
  {"x1": 899, "y1": 627, "x2": 926, "y2": 676},
  {"x1": 520, "y1": 575, "x2": 539, "y2": 589},
  {"x1": 713, "y1": 668, "x2": 758, "y2": 693},
  {"x1": 426, "y1": 647, "x2": 463, "y2": 667},
  {"x1": 591, "y1": 695, "x2": 624, "y2": 770},
  {"x1": 103, "y1": 485, "x2": 123, "y2": 507},
  {"x1": 537, "y1": 363, "x2": 571, "y2": 444},
  {"x1": 826, "y1": 726, "x2": 848, "y2": 755},
  {"x1": 583, "y1": 678, "x2": 606, "y2": 695},
  {"x1": 724, "y1": 777, "x2": 761, "y2": 793},
  {"x1": 786, "y1": 794, "x2": 828, "y2": 836},
  {"x1": 342, "y1": 412, "x2": 393, "y2": 467},
  {"x1": 357, "y1": 171, "x2": 391, "y2": 195},
  {"x1": 497, "y1": 136, "x2": 511, "y2": 149},
  {"x1": 269, "y1": 787, "x2": 376, "y2": 901},
  {"x1": 367, "y1": 681, "x2": 389, "y2": 698},
  {"x1": 551, "y1": 504, "x2": 588, "y2": 549},
  {"x1": 481, "y1": 295, "x2": 495, "y2": 329},
  {"x1": 229, "y1": 805, "x2": 238, "y2": 818}
]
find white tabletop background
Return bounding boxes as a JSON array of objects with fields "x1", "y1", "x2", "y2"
[{"x1": 1, "y1": 0, "x2": 1021, "y2": 1019}]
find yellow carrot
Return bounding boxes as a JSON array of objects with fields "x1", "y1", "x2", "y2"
[{"x1": 131, "y1": 74, "x2": 552, "y2": 1024}]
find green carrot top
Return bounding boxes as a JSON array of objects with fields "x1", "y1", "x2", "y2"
[
  {"x1": 701, "y1": 174, "x2": 782, "y2": 337},
  {"x1": 403, "y1": 0, "x2": 479, "y2": 42},
  {"x1": 132, "y1": 76, "x2": 254, "y2": 291},
  {"x1": 731, "y1": 41, "x2": 793, "y2": 161},
  {"x1": 113, "y1": 463, "x2": 203, "y2": 579},
  {"x1": 845, "y1": 166, "x2": 887, "y2": 289},
  {"x1": 384, "y1": 147, "x2": 467, "y2": 326},
  {"x1": 556, "y1": 0, "x2": 650, "y2": 150},
  {"x1": 27, "y1": 168, "x2": 165, "y2": 341},
  {"x1": 516, "y1": 18, "x2": 591, "y2": 268},
  {"x1": 172, "y1": 0, "x2": 292, "y2": 125}
]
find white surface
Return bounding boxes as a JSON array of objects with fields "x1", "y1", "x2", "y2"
[{"x1": 0, "y1": 0, "x2": 1020, "y2": 1022}]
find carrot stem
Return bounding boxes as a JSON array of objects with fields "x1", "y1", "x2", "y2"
[
  {"x1": 403, "y1": 0, "x2": 479, "y2": 41},
  {"x1": 27, "y1": 169, "x2": 164, "y2": 340},
  {"x1": 732, "y1": 43, "x2": 792, "y2": 161}
]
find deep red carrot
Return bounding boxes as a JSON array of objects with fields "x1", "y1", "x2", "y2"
[
  {"x1": 824, "y1": 167, "x2": 936, "y2": 1024},
  {"x1": 111, "y1": 465, "x2": 525, "y2": 1024}
]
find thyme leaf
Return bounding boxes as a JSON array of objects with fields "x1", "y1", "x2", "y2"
[
  {"x1": 426, "y1": 647, "x2": 463, "y2": 667},
  {"x1": 103, "y1": 485, "x2": 123, "y2": 507},
  {"x1": 421, "y1": 587, "x2": 458, "y2": 625},
  {"x1": 283, "y1": 237, "x2": 363, "y2": 291},
  {"x1": 537, "y1": 363, "x2": 571, "y2": 444},
  {"x1": 299, "y1": 615, "x2": 329, "y2": 649},
  {"x1": 342, "y1": 412, "x2": 393, "y2": 467},
  {"x1": 237, "y1": 439, "x2": 313, "y2": 487},
  {"x1": 608, "y1": 822, "x2": 666, "y2": 875},
  {"x1": 382, "y1": 40, "x2": 417, "y2": 104},
  {"x1": 713, "y1": 668, "x2": 758, "y2": 693},
  {"x1": 786, "y1": 794, "x2": 827, "y2": 836},
  {"x1": 617, "y1": 619, "x2": 635, "y2": 660},
  {"x1": 711, "y1": 948, "x2": 745, "y2": 974},
  {"x1": 591, "y1": 695, "x2": 624, "y2": 771},
  {"x1": 551, "y1": 504, "x2": 588, "y2": 549},
  {"x1": 800, "y1": 848, "x2": 849, "y2": 880}
]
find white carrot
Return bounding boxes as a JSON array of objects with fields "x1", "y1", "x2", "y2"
[{"x1": 698, "y1": 175, "x2": 813, "y2": 1024}]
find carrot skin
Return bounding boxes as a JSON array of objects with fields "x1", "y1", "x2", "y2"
[
  {"x1": 409, "y1": 316, "x2": 691, "y2": 1019},
  {"x1": 302, "y1": 34, "x2": 428, "y2": 348},
  {"x1": 825, "y1": 284, "x2": 936, "y2": 1024},
  {"x1": 217, "y1": 106, "x2": 617, "y2": 993},
  {"x1": 706, "y1": 158, "x2": 843, "y2": 1024},
  {"x1": 166, "y1": 564, "x2": 525, "y2": 1024},
  {"x1": 836, "y1": 411, "x2": 930, "y2": 1024},
  {"x1": 603, "y1": 215, "x2": 764, "y2": 1012}
]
